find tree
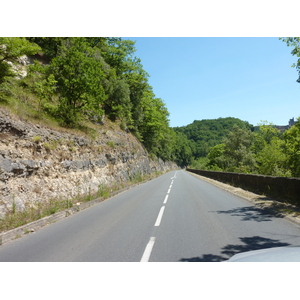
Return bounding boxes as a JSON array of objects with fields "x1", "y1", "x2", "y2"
[
  {"x1": 102, "y1": 68, "x2": 132, "y2": 124},
  {"x1": 206, "y1": 143, "x2": 226, "y2": 170},
  {"x1": 256, "y1": 137, "x2": 290, "y2": 176},
  {"x1": 251, "y1": 121, "x2": 289, "y2": 176},
  {"x1": 252, "y1": 121, "x2": 282, "y2": 154},
  {"x1": 0, "y1": 37, "x2": 41, "y2": 83},
  {"x1": 284, "y1": 118, "x2": 300, "y2": 177},
  {"x1": 99, "y1": 38, "x2": 138, "y2": 77},
  {"x1": 50, "y1": 38, "x2": 106, "y2": 126},
  {"x1": 171, "y1": 131, "x2": 194, "y2": 167},
  {"x1": 280, "y1": 37, "x2": 300, "y2": 82},
  {"x1": 26, "y1": 37, "x2": 65, "y2": 60},
  {"x1": 138, "y1": 89, "x2": 170, "y2": 155},
  {"x1": 222, "y1": 125, "x2": 256, "y2": 172},
  {"x1": 93, "y1": 38, "x2": 151, "y2": 135}
]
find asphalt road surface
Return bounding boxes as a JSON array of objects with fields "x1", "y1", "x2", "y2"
[{"x1": 0, "y1": 170, "x2": 300, "y2": 262}]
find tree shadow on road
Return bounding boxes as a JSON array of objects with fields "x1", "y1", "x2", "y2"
[
  {"x1": 179, "y1": 236, "x2": 291, "y2": 262},
  {"x1": 212, "y1": 204, "x2": 284, "y2": 222}
]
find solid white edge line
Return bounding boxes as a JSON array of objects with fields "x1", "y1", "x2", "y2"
[
  {"x1": 154, "y1": 206, "x2": 165, "y2": 226},
  {"x1": 163, "y1": 194, "x2": 169, "y2": 204},
  {"x1": 140, "y1": 237, "x2": 156, "y2": 262}
]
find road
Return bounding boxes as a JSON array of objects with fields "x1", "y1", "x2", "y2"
[{"x1": 0, "y1": 169, "x2": 300, "y2": 261}]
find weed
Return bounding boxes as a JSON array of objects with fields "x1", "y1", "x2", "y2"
[
  {"x1": 43, "y1": 140, "x2": 58, "y2": 151},
  {"x1": 107, "y1": 141, "x2": 116, "y2": 148},
  {"x1": 97, "y1": 146, "x2": 103, "y2": 153},
  {"x1": 83, "y1": 187, "x2": 92, "y2": 202},
  {"x1": 65, "y1": 199, "x2": 73, "y2": 209},
  {"x1": 129, "y1": 171, "x2": 143, "y2": 184},
  {"x1": 11, "y1": 196, "x2": 16, "y2": 214},
  {"x1": 66, "y1": 140, "x2": 75, "y2": 147},
  {"x1": 97, "y1": 184, "x2": 110, "y2": 199},
  {"x1": 32, "y1": 136, "x2": 42, "y2": 143}
]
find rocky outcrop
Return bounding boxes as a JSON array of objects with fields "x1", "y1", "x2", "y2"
[{"x1": 0, "y1": 108, "x2": 177, "y2": 217}]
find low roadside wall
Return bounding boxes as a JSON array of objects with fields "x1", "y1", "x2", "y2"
[{"x1": 186, "y1": 169, "x2": 300, "y2": 205}]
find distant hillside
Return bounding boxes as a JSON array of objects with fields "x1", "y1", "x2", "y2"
[{"x1": 173, "y1": 117, "x2": 254, "y2": 157}]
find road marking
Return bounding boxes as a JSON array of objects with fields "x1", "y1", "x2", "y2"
[
  {"x1": 163, "y1": 194, "x2": 169, "y2": 204},
  {"x1": 167, "y1": 188, "x2": 171, "y2": 194},
  {"x1": 140, "y1": 237, "x2": 156, "y2": 262},
  {"x1": 171, "y1": 171, "x2": 177, "y2": 179},
  {"x1": 154, "y1": 206, "x2": 165, "y2": 226}
]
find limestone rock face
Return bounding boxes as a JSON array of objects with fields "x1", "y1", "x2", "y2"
[{"x1": 0, "y1": 108, "x2": 177, "y2": 217}]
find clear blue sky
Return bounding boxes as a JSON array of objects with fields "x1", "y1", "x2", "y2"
[{"x1": 124, "y1": 37, "x2": 300, "y2": 128}]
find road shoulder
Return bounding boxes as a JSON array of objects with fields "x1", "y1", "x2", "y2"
[{"x1": 186, "y1": 170, "x2": 300, "y2": 226}]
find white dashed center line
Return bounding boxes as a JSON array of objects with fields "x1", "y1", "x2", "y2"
[
  {"x1": 163, "y1": 194, "x2": 169, "y2": 204},
  {"x1": 140, "y1": 237, "x2": 156, "y2": 262},
  {"x1": 154, "y1": 206, "x2": 165, "y2": 226},
  {"x1": 140, "y1": 172, "x2": 177, "y2": 262}
]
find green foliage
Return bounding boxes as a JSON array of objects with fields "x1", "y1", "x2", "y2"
[
  {"x1": 31, "y1": 72, "x2": 57, "y2": 113},
  {"x1": 190, "y1": 157, "x2": 211, "y2": 170},
  {"x1": 50, "y1": 38, "x2": 106, "y2": 126},
  {"x1": 171, "y1": 131, "x2": 194, "y2": 167},
  {"x1": 252, "y1": 121, "x2": 282, "y2": 153},
  {"x1": 280, "y1": 37, "x2": 300, "y2": 82},
  {"x1": 284, "y1": 118, "x2": 300, "y2": 177},
  {"x1": 174, "y1": 117, "x2": 254, "y2": 158},
  {"x1": 204, "y1": 125, "x2": 256, "y2": 173},
  {"x1": 32, "y1": 136, "x2": 42, "y2": 143},
  {"x1": 26, "y1": 37, "x2": 65, "y2": 60},
  {"x1": 0, "y1": 80, "x2": 14, "y2": 102},
  {"x1": 256, "y1": 137, "x2": 290, "y2": 176},
  {"x1": 102, "y1": 68, "x2": 132, "y2": 123},
  {"x1": 107, "y1": 141, "x2": 116, "y2": 148},
  {"x1": 251, "y1": 121, "x2": 290, "y2": 176},
  {"x1": 138, "y1": 91, "x2": 169, "y2": 152},
  {"x1": 196, "y1": 120, "x2": 299, "y2": 177},
  {"x1": 99, "y1": 38, "x2": 138, "y2": 77},
  {"x1": 0, "y1": 37, "x2": 41, "y2": 83},
  {"x1": 206, "y1": 143, "x2": 226, "y2": 169}
]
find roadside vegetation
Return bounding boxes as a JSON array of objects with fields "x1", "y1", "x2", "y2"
[{"x1": 185, "y1": 118, "x2": 300, "y2": 178}]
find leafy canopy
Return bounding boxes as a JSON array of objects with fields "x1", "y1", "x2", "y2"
[{"x1": 49, "y1": 38, "x2": 106, "y2": 125}]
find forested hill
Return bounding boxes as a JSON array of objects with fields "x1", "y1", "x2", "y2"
[
  {"x1": 0, "y1": 37, "x2": 193, "y2": 167},
  {"x1": 173, "y1": 117, "x2": 255, "y2": 158}
]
